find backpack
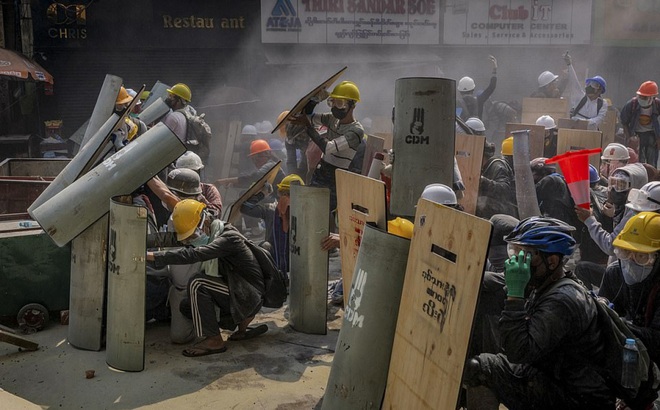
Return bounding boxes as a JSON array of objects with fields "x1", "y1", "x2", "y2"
[
  {"x1": 243, "y1": 238, "x2": 289, "y2": 309},
  {"x1": 571, "y1": 95, "x2": 603, "y2": 119},
  {"x1": 554, "y1": 278, "x2": 660, "y2": 405},
  {"x1": 181, "y1": 108, "x2": 212, "y2": 160}
]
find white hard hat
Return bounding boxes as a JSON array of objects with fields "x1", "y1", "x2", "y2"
[
  {"x1": 601, "y1": 143, "x2": 630, "y2": 161},
  {"x1": 458, "y1": 76, "x2": 476, "y2": 92},
  {"x1": 176, "y1": 151, "x2": 204, "y2": 171},
  {"x1": 538, "y1": 71, "x2": 559, "y2": 88},
  {"x1": 241, "y1": 124, "x2": 257, "y2": 135},
  {"x1": 465, "y1": 117, "x2": 486, "y2": 132},
  {"x1": 627, "y1": 181, "x2": 660, "y2": 212},
  {"x1": 536, "y1": 115, "x2": 557, "y2": 130},
  {"x1": 421, "y1": 183, "x2": 457, "y2": 205},
  {"x1": 257, "y1": 121, "x2": 273, "y2": 134}
]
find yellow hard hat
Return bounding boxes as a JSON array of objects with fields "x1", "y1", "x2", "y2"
[
  {"x1": 167, "y1": 83, "x2": 192, "y2": 103},
  {"x1": 501, "y1": 136, "x2": 514, "y2": 156},
  {"x1": 277, "y1": 174, "x2": 304, "y2": 191},
  {"x1": 387, "y1": 217, "x2": 414, "y2": 239},
  {"x1": 116, "y1": 86, "x2": 132, "y2": 105},
  {"x1": 330, "y1": 81, "x2": 360, "y2": 102},
  {"x1": 139, "y1": 90, "x2": 150, "y2": 101},
  {"x1": 125, "y1": 118, "x2": 138, "y2": 141},
  {"x1": 171, "y1": 199, "x2": 206, "y2": 241},
  {"x1": 613, "y1": 211, "x2": 660, "y2": 253}
]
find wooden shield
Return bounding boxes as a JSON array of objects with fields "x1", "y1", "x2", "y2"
[
  {"x1": 557, "y1": 118, "x2": 589, "y2": 130},
  {"x1": 336, "y1": 170, "x2": 387, "y2": 305},
  {"x1": 223, "y1": 161, "x2": 282, "y2": 224},
  {"x1": 521, "y1": 97, "x2": 568, "y2": 125},
  {"x1": 455, "y1": 134, "x2": 484, "y2": 215},
  {"x1": 271, "y1": 67, "x2": 347, "y2": 135},
  {"x1": 557, "y1": 129, "x2": 603, "y2": 169},
  {"x1": 505, "y1": 123, "x2": 545, "y2": 159},
  {"x1": 371, "y1": 115, "x2": 394, "y2": 150},
  {"x1": 383, "y1": 199, "x2": 491, "y2": 409},
  {"x1": 601, "y1": 109, "x2": 618, "y2": 149}
]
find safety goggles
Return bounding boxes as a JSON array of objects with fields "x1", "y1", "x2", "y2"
[
  {"x1": 507, "y1": 243, "x2": 540, "y2": 259},
  {"x1": 614, "y1": 247, "x2": 657, "y2": 266},
  {"x1": 586, "y1": 81, "x2": 601, "y2": 90},
  {"x1": 609, "y1": 173, "x2": 631, "y2": 192},
  {"x1": 327, "y1": 97, "x2": 350, "y2": 109}
]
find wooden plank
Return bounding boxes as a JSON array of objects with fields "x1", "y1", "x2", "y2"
[
  {"x1": 557, "y1": 118, "x2": 589, "y2": 130},
  {"x1": 557, "y1": 129, "x2": 603, "y2": 169},
  {"x1": 505, "y1": 123, "x2": 545, "y2": 159},
  {"x1": 336, "y1": 170, "x2": 387, "y2": 305},
  {"x1": 371, "y1": 115, "x2": 394, "y2": 150},
  {"x1": 383, "y1": 199, "x2": 491, "y2": 409},
  {"x1": 601, "y1": 109, "x2": 617, "y2": 149},
  {"x1": 218, "y1": 120, "x2": 240, "y2": 181},
  {"x1": 455, "y1": 133, "x2": 484, "y2": 215},
  {"x1": 361, "y1": 135, "x2": 385, "y2": 176},
  {"x1": 521, "y1": 97, "x2": 568, "y2": 125},
  {"x1": 0, "y1": 329, "x2": 38, "y2": 351}
]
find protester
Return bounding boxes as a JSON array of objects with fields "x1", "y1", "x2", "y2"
[
  {"x1": 476, "y1": 136, "x2": 518, "y2": 219},
  {"x1": 161, "y1": 83, "x2": 191, "y2": 142},
  {"x1": 621, "y1": 81, "x2": 660, "y2": 166},
  {"x1": 456, "y1": 55, "x2": 497, "y2": 120},
  {"x1": 463, "y1": 217, "x2": 614, "y2": 408}
]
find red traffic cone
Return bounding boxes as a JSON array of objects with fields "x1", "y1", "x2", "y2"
[{"x1": 546, "y1": 148, "x2": 602, "y2": 209}]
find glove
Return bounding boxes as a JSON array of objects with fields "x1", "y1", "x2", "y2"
[
  {"x1": 303, "y1": 99, "x2": 318, "y2": 115},
  {"x1": 505, "y1": 250, "x2": 531, "y2": 298}
]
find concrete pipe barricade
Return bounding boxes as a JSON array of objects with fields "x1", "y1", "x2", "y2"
[
  {"x1": 81, "y1": 74, "x2": 123, "y2": 148},
  {"x1": 137, "y1": 97, "x2": 169, "y2": 126},
  {"x1": 68, "y1": 216, "x2": 109, "y2": 351},
  {"x1": 391, "y1": 77, "x2": 455, "y2": 218},
  {"x1": 28, "y1": 114, "x2": 119, "y2": 213},
  {"x1": 322, "y1": 224, "x2": 411, "y2": 410},
  {"x1": 512, "y1": 129, "x2": 541, "y2": 219},
  {"x1": 30, "y1": 123, "x2": 185, "y2": 247},
  {"x1": 106, "y1": 197, "x2": 147, "y2": 372},
  {"x1": 142, "y1": 80, "x2": 171, "y2": 110},
  {"x1": 288, "y1": 185, "x2": 330, "y2": 335}
]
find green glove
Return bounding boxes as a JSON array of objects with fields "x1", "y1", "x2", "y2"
[{"x1": 505, "y1": 250, "x2": 531, "y2": 298}]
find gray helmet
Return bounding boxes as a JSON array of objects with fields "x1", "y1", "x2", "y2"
[{"x1": 167, "y1": 168, "x2": 201, "y2": 196}]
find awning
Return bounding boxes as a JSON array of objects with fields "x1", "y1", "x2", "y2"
[{"x1": 0, "y1": 47, "x2": 54, "y2": 84}]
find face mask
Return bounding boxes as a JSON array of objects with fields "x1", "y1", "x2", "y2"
[
  {"x1": 189, "y1": 233, "x2": 209, "y2": 247},
  {"x1": 639, "y1": 97, "x2": 653, "y2": 108},
  {"x1": 620, "y1": 259, "x2": 654, "y2": 285},
  {"x1": 585, "y1": 86, "x2": 598, "y2": 95},
  {"x1": 609, "y1": 189, "x2": 629, "y2": 206},
  {"x1": 165, "y1": 96, "x2": 176, "y2": 109},
  {"x1": 331, "y1": 107, "x2": 348, "y2": 120}
]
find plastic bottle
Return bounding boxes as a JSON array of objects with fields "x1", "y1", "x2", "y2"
[
  {"x1": 622, "y1": 338, "x2": 639, "y2": 389},
  {"x1": 18, "y1": 220, "x2": 39, "y2": 228},
  {"x1": 367, "y1": 152, "x2": 385, "y2": 180}
]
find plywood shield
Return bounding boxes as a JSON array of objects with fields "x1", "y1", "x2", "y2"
[
  {"x1": 68, "y1": 216, "x2": 108, "y2": 351},
  {"x1": 383, "y1": 199, "x2": 492, "y2": 409},
  {"x1": 288, "y1": 185, "x2": 330, "y2": 334},
  {"x1": 30, "y1": 123, "x2": 185, "y2": 247},
  {"x1": 557, "y1": 118, "x2": 589, "y2": 130},
  {"x1": 557, "y1": 129, "x2": 603, "y2": 169},
  {"x1": 322, "y1": 224, "x2": 410, "y2": 410},
  {"x1": 455, "y1": 134, "x2": 485, "y2": 215},
  {"x1": 106, "y1": 198, "x2": 147, "y2": 372},
  {"x1": 521, "y1": 97, "x2": 568, "y2": 125},
  {"x1": 505, "y1": 123, "x2": 545, "y2": 159},
  {"x1": 271, "y1": 67, "x2": 347, "y2": 135},
  {"x1": 601, "y1": 109, "x2": 617, "y2": 148},
  {"x1": 223, "y1": 161, "x2": 282, "y2": 224},
  {"x1": 336, "y1": 170, "x2": 387, "y2": 305},
  {"x1": 391, "y1": 78, "x2": 455, "y2": 218}
]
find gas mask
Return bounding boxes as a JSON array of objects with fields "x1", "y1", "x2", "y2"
[{"x1": 328, "y1": 97, "x2": 351, "y2": 120}]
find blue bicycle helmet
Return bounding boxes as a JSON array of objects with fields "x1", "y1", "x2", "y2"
[{"x1": 504, "y1": 216, "x2": 577, "y2": 256}]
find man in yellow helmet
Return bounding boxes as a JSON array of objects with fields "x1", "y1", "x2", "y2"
[
  {"x1": 161, "y1": 82, "x2": 192, "y2": 142},
  {"x1": 293, "y1": 80, "x2": 366, "y2": 212},
  {"x1": 146, "y1": 199, "x2": 268, "y2": 356}
]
